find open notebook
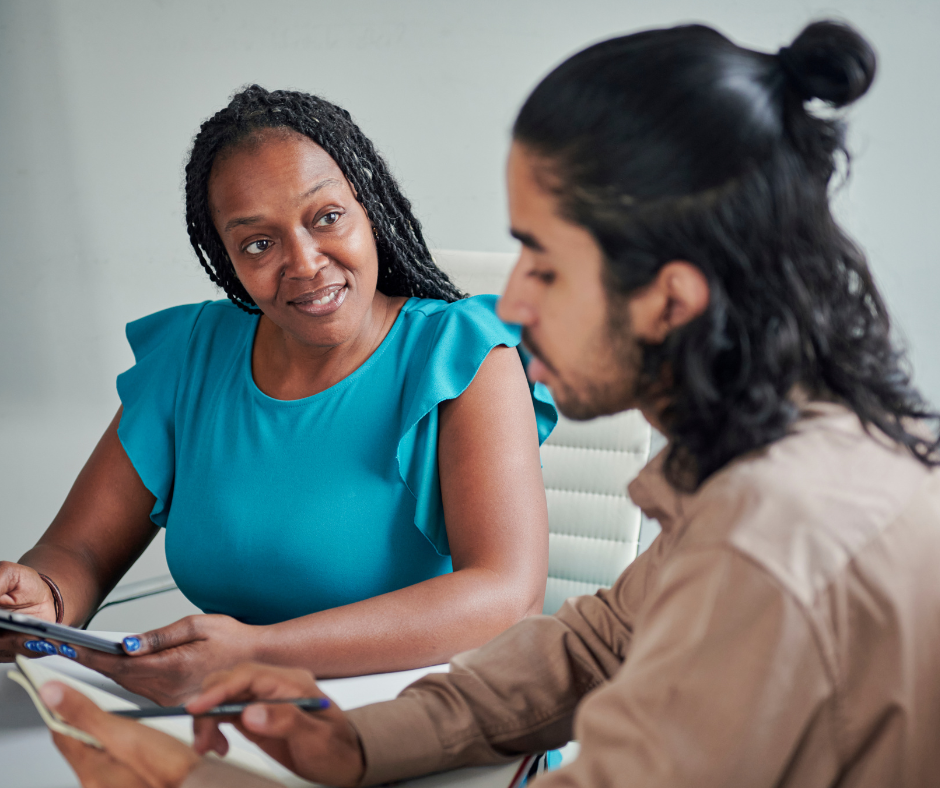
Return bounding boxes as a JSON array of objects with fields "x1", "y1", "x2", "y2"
[{"x1": 9, "y1": 656, "x2": 534, "y2": 788}]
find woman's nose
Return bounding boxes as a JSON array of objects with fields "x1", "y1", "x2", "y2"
[{"x1": 283, "y1": 231, "x2": 328, "y2": 279}]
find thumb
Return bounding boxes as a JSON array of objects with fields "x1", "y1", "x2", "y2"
[
  {"x1": 41, "y1": 681, "x2": 110, "y2": 734},
  {"x1": 123, "y1": 616, "x2": 201, "y2": 656},
  {"x1": 42, "y1": 682, "x2": 200, "y2": 783}
]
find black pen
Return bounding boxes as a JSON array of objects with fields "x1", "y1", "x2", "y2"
[{"x1": 113, "y1": 697, "x2": 331, "y2": 719}]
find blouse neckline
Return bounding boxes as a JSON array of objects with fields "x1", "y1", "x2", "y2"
[{"x1": 243, "y1": 298, "x2": 415, "y2": 406}]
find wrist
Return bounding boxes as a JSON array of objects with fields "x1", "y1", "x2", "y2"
[{"x1": 242, "y1": 622, "x2": 271, "y2": 664}]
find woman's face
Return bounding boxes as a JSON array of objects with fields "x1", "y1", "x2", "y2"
[{"x1": 208, "y1": 130, "x2": 380, "y2": 348}]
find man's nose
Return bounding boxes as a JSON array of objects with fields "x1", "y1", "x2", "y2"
[
  {"x1": 497, "y1": 253, "x2": 538, "y2": 325},
  {"x1": 283, "y1": 231, "x2": 328, "y2": 279}
]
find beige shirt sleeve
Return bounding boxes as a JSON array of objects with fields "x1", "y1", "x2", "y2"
[
  {"x1": 537, "y1": 547, "x2": 831, "y2": 787},
  {"x1": 346, "y1": 543, "x2": 659, "y2": 786},
  {"x1": 180, "y1": 758, "x2": 287, "y2": 788},
  {"x1": 348, "y1": 541, "x2": 833, "y2": 787}
]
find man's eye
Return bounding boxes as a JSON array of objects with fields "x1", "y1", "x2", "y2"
[
  {"x1": 244, "y1": 239, "x2": 272, "y2": 255},
  {"x1": 529, "y1": 269, "x2": 556, "y2": 285},
  {"x1": 317, "y1": 212, "x2": 341, "y2": 227}
]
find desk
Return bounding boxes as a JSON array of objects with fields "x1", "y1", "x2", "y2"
[{"x1": 0, "y1": 639, "x2": 466, "y2": 788}]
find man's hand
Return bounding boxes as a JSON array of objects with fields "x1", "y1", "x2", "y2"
[
  {"x1": 190, "y1": 663, "x2": 366, "y2": 788},
  {"x1": 40, "y1": 681, "x2": 200, "y2": 788},
  {"x1": 71, "y1": 614, "x2": 258, "y2": 706},
  {"x1": 0, "y1": 561, "x2": 57, "y2": 661}
]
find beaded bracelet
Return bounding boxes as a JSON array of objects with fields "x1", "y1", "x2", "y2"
[{"x1": 37, "y1": 573, "x2": 64, "y2": 624}]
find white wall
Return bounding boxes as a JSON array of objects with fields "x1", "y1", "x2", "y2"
[{"x1": 2, "y1": 0, "x2": 938, "y2": 597}]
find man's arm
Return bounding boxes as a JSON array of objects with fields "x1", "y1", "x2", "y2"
[
  {"x1": 351, "y1": 544, "x2": 832, "y2": 788},
  {"x1": 344, "y1": 542, "x2": 663, "y2": 785}
]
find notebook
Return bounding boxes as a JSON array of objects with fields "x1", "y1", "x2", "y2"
[{"x1": 9, "y1": 656, "x2": 534, "y2": 788}]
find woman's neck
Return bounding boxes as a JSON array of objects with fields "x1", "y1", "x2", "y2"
[{"x1": 251, "y1": 293, "x2": 406, "y2": 400}]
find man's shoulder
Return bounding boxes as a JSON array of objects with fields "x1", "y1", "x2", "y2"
[{"x1": 681, "y1": 404, "x2": 938, "y2": 606}]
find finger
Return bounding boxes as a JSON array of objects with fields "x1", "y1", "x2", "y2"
[
  {"x1": 188, "y1": 663, "x2": 318, "y2": 715},
  {"x1": 192, "y1": 717, "x2": 230, "y2": 757},
  {"x1": 123, "y1": 616, "x2": 202, "y2": 656},
  {"x1": 19, "y1": 637, "x2": 56, "y2": 657},
  {"x1": 0, "y1": 562, "x2": 57, "y2": 620},
  {"x1": 240, "y1": 702, "x2": 313, "y2": 739},
  {"x1": 41, "y1": 682, "x2": 199, "y2": 781},
  {"x1": 72, "y1": 647, "x2": 134, "y2": 676},
  {"x1": 16, "y1": 636, "x2": 79, "y2": 660},
  {"x1": 53, "y1": 732, "x2": 150, "y2": 788}
]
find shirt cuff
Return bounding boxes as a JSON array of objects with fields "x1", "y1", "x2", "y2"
[
  {"x1": 180, "y1": 758, "x2": 286, "y2": 788},
  {"x1": 346, "y1": 696, "x2": 445, "y2": 786}
]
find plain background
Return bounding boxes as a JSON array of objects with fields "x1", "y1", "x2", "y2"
[{"x1": 1, "y1": 0, "x2": 938, "y2": 618}]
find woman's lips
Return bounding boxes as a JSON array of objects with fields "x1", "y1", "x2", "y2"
[{"x1": 289, "y1": 285, "x2": 347, "y2": 316}]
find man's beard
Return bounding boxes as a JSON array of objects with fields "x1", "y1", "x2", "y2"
[{"x1": 524, "y1": 295, "x2": 644, "y2": 422}]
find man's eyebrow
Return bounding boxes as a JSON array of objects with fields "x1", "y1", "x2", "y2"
[
  {"x1": 222, "y1": 178, "x2": 344, "y2": 233},
  {"x1": 510, "y1": 228, "x2": 545, "y2": 252}
]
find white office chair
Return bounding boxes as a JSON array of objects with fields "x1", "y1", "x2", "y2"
[
  {"x1": 93, "y1": 250, "x2": 654, "y2": 625},
  {"x1": 432, "y1": 249, "x2": 653, "y2": 614}
]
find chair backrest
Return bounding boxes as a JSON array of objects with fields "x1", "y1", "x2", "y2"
[{"x1": 432, "y1": 249, "x2": 652, "y2": 614}]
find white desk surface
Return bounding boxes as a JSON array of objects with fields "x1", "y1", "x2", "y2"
[{"x1": 0, "y1": 634, "x2": 462, "y2": 788}]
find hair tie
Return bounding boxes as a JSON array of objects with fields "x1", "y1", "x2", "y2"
[{"x1": 777, "y1": 46, "x2": 814, "y2": 100}]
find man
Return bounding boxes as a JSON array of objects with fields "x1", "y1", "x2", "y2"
[{"x1": 41, "y1": 18, "x2": 940, "y2": 788}]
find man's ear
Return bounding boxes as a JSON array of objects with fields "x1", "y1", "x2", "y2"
[{"x1": 629, "y1": 261, "x2": 710, "y2": 344}]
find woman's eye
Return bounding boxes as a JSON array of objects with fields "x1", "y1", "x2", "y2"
[
  {"x1": 529, "y1": 269, "x2": 556, "y2": 285},
  {"x1": 317, "y1": 212, "x2": 341, "y2": 227},
  {"x1": 244, "y1": 239, "x2": 272, "y2": 255}
]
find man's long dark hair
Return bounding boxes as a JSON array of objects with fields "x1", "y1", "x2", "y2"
[
  {"x1": 185, "y1": 85, "x2": 463, "y2": 313},
  {"x1": 514, "y1": 20, "x2": 939, "y2": 490}
]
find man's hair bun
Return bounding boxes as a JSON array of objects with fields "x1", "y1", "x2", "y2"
[{"x1": 778, "y1": 20, "x2": 876, "y2": 107}]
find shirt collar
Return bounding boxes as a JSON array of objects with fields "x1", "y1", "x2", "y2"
[
  {"x1": 627, "y1": 400, "x2": 865, "y2": 535},
  {"x1": 627, "y1": 448, "x2": 686, "y2": 534}
]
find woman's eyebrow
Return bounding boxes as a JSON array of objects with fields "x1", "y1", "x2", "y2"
[
  {"x1": 223, "y1": 178, "x2": 345, "y2": 232},
  {"x1": 297, "y1": 178, "x2": 343, "y2": 206}
]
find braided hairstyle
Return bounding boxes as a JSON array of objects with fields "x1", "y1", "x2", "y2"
[{"x1": 185, "y1": 85, "x2": 463, "y2": 313}]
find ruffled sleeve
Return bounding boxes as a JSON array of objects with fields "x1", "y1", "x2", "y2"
[
  {"x1": 116, "y1": 302, "x2": 209, "y2": 527},
  {"x1": 396, "y1": 295, "x2": 557, "y2": 556}
]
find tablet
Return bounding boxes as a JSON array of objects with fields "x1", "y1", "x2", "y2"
[{"x1": 0, "y1": 610, "x2": 125, "y2": 655}]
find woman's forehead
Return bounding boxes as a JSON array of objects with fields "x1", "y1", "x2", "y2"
[{"x1": 208, "y1": 130, "x2": 349, "y2": 214}]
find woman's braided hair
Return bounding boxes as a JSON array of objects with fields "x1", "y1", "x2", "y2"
[{"x1": 185, "y1": 85, "x2": 463, "y2": 313}]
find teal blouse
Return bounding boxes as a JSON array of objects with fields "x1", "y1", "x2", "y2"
[{"x1": 116, "y1": 296, "x2": 556, "y2": 626}]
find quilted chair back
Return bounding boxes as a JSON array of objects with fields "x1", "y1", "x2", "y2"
[{"x1": 432, "y1": 250, "x2": 653, "y2": 614}]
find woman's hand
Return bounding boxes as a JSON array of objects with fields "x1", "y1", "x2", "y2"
[
  {"x1": 72, "y1": 615, "x2": 260, "y2": 706},
  {"x1": 0, "y1": 561, "x2": 57, "y2": 661},
  {"x1": 41, "y1": 681, "x2": 200, "y2": 788},
  {"x1": 190, "y1": 663, "x2": 365, "y2": 788}
]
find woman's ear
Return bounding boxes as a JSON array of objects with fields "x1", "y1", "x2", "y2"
[{"x1": 629, "y1": 261, "x2": 710, "y2": 344}]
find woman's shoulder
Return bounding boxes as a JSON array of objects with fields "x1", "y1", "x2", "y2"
[
  {"x1": 399, "y1": 294, "x2": 521, "y2": 348},
  {"x1": 125, "y1": 299, "x2": 250, "y2": 361}
]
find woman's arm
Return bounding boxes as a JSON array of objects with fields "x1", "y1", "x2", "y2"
[
  {"x1": 263, "y1": 342, "x2": 549, "y2": 670},
  {"x1": 78, "y1": 345, "x2": 548, "y2": 700},
  {"x1": 0, "y1": 407, "x2": 159, "y2": 640}
]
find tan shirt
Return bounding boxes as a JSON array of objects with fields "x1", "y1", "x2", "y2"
[
  {"x1": 347, "y1": 403, "x2": 940, "y2": 787},
  {"x1": 183, "y1": 403, "x2": 940, "y2": 787}
]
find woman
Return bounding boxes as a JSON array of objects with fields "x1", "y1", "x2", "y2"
[{"x1": 0, "y1": 86, "x2": 556, "y2": 704}]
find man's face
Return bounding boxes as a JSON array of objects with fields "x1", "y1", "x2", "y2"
[{"x1": 498, "y1": 142, "x2": 643, "y2": 420}]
